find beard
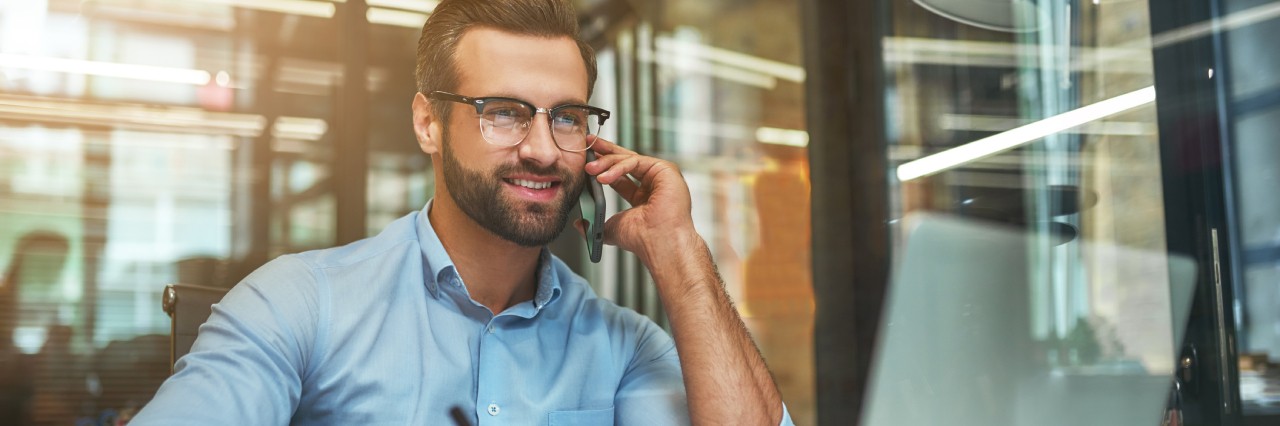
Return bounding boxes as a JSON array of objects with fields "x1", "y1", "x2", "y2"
[{"x1": 439, "y1": 130, "x2": 585, "y2": 247}]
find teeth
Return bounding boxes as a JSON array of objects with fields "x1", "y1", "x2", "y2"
[{"x1": 511, "y1": 179, "x2": 552, "y2": 190}]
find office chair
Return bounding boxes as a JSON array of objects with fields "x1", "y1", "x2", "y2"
[{"x1": 160, "y1": 284, "x2": 229, "y2": 374}]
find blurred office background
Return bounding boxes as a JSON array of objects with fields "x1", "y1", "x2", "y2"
[
  {"x1": 0, "y1": 0, "x2": 812, "y2": 423},
  {"x1": 0, "y1": 0, "x2": 1278, "y2": 425}
]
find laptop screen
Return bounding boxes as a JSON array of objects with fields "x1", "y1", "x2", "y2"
[{"x1": 862, "y1": 214, "x2": 1197, "y2": 426}]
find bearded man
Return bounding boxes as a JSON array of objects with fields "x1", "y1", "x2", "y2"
[{"x1": 134, "y1": 1, "x2": 791, "y2": 424}]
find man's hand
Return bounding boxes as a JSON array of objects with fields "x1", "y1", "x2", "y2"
[
  {"x1": 582, "y1": 136, "x2": 699, "y2": 265},
  {"x1": 579, "y1": 135, "x2": 788, "y2": 426}
]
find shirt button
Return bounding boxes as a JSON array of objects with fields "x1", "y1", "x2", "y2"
[
  {"x1": 486, "y1": 324, "x2": 495, "y2": 334},
  {"x1": 487, "y1": 403, "x2": 500, "y2": 416}
]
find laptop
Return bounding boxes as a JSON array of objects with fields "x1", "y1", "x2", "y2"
[{"x1": 862, "y1": 213, "x2": 1197, "y2": 426}]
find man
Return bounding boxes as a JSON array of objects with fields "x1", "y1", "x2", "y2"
[{"x1": 134, "y1": 0, "x2": 791, "y2": 424}]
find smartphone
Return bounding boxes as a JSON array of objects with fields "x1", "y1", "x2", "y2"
[{"x1": 579, "y1": 151, "x2": 606, "y2": 263}]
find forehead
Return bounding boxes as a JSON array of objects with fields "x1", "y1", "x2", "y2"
[{"x1": 453, "y1": 27, "x2": 589, "y2": 105}]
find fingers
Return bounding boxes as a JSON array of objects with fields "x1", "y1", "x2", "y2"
[
  {"x1": 594, "y1": 155, "x2": 645, "y2": 183},
  {"x1": 584, "y1": 136, "x2": 663, "y2": 185},
  {"x1": 588, "y1": 153, "x2": 665, "y2": 184},
  {"x1": 588, "y1": 154, "x2": 665, "y2": 206},
  {"x1": 583, "y1": 136, "x2": 686, "y2": 209},
  {"x1": 587, "y1": 135, "x2": 636, "y2": 156},
  {"x1": 583, "y1": 139, "x2": 638, "y2": 201},
  {"x1": 601, "y1": 212, "x2": 626, "y2": 247},
  {"x1": 608, "y1": 175, "x2": 641, "y2": 202}
]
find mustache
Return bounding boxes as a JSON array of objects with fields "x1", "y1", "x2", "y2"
[{"x1": 492, "y1": 160, "x2": 575, "y2": 180}]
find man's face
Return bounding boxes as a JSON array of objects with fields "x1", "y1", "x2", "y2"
[
  {"x1": 438, "y1": 28, "x2": 591, "y2": 247},
  {"x1": 439, "y1": 128, "x2": 584, "y2": 246}
]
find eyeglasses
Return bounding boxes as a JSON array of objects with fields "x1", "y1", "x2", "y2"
[{"x1": 427, "y1": 91, "x2": 611, "y2": 152}]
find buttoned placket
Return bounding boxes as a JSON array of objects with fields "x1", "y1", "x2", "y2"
[
  {"x1": 455, "y1": 265, "x2": 511, "y2": 426},
  {"x1": 437, "y1": 253, "x2": 557, "y2": 425},
  {"x1": 475, "y1": 314, "x2": 509, "y2": 424}
]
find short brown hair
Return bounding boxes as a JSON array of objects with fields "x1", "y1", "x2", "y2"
[{"x1": 415, "y1": 0, "x2": 597, "y2": 117}]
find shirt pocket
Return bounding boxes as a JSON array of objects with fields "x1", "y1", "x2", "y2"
[{"x1": 547, "y1": 406, "x2": 615, "y2": 426}]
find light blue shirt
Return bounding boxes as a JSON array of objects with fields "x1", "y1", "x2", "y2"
[{"x1": 134, "y1": 203, "x2": 792, "y2": 425}]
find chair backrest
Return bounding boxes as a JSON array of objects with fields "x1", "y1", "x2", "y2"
[{"x1": 161, "y1": 283, "x2": 229, "y2": 373}]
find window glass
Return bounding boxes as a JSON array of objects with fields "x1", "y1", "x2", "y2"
[
  {"x1": 0, "y1": 1, "x2": 344, "y2": 422},
  {"x1": 1223, "y1": 0, "x2": 1280, "y2": 415},
  {"x1": 583, "y1": 0, "x2": 815, "y2": 423},
  {"x1": 867, "y1": 0, "x2": 1185, "y2": 424}
]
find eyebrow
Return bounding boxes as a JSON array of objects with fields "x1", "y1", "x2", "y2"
[{"x1": 485, "y1": 92, "x2": 588, "y2": 107}]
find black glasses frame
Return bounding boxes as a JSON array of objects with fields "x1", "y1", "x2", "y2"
[{"x1": 426, "y1": 91, "x2": 611, "y2": 152}]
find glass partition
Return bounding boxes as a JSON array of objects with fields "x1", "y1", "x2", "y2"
[
  {"x1": 1221, "y1": 0, "x2": 1280, "y2": 416},
  {"x1": 0, "y1": 1, "x2": 356, "y2": 422},
  {"x1": 865, "y1": 0, "x2": 1188, "y2": 424},
  {"x1": 582, "y1": 1, "x2": 815, "y2": 423}
]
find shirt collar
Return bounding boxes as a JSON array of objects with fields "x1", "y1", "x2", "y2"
[
  {"x1": 417, "y1": 200, "x2": 456, "y2": 299},
  {"x1": 417, "y1": 199, "x2": 563, "y2": 311},
  {"x1": 533, "y1": 248, "x2": 563, "y2": 310}
]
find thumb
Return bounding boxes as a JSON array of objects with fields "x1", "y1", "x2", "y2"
[
  {"x1": 573, "y1": 218, "x2": 587, "y2": 238},
  {"x1": 601, "y1": 213, "x2": 626, "y2": 248}
]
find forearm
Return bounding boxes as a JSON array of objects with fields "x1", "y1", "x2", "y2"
[{"x1": 641, "y1": 230, "x2": 783, "y2": 426}]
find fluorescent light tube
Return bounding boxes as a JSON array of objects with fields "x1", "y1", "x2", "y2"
[
  {"x1": 272, "y1": 116, "x2": 329, "y2": 140},
  {"x1": 896, "y1": 86, "x2": 1156, "y2": 181},
  {"x1": 0, "y1": 53, "x2": 213, "y2": 85},
  {"x1": 756, "y1": 127, "x2": 809, "y2": 147},
  {"x1": 367, "y1": 0, "x2": 437, "y2": 13},
  {"x1": 655, "y1": 36, "x2": 805, "y2": 83},
  {"x1": 187, "y1": 0, "x2": 336, "y2": 18},
  {"x1": 366, "y1": 7, "x2": 429, "y2": 28}
]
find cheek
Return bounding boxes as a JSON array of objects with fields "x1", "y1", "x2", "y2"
[{"x1": 563, "y1": 152, "x2": 588, "y2": 170}]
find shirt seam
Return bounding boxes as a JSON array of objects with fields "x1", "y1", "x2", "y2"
[
  {"x1": 288, "y1": 254, "x2": 332, "y2": 386},
  {"x1": 306, "y1": 235, "x2": 419, "y2": 270},
  {"x1": 297, "y1": 237, "x2": 421, "y2": 377},
  {"x1": 619, "y1": 307, "x2": 676, "y2": 378}
]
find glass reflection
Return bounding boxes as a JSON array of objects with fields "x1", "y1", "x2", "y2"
[
  {"x1": 870, "y1": 0, "x2": 1189, "y2": 424},
  {"x1": 578, "y1": 2, "x2": 815, "y2": 423},
  {"x1": 1224, "y1": 0, "x2": 1280, "y2": 415}
]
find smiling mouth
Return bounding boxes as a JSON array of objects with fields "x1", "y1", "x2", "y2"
[{"x1": 504, "y1": 178, "x2": 558, "y2": 190}]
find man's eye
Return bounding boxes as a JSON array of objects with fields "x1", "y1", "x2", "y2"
[
  {"x1": 491, "y1": 108, "x2": 520, "y2": 118},
  {"x1": 553, "y1": 113, "x2": 581, "y2": 126}
]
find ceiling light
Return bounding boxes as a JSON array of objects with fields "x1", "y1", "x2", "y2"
[
  {"x1": 0, "y1": 53, "x2": 212, "y2": 85},
  {"x1": 0, "y1": 94, "x2": 266, "y2": 137},
  {"x1": 366, "y1": 7, "x2": 429, "y2": 28},
  {"x1": 186, "y1": 0, "x2": 337, "y2": 17},
  {"x1": 187, "y1": 0, "x2": 336, "y2": 18},
  {"x1": 655, "y1": 36, "x2": 805, "y2": 83},
  {"x1": 640, "y1": 47, "x2": 777, "y2": 89},
  {"x1": 272, "y1": 116, "x2": 329, "y2": 140},
  {"x1": 896, "y1": 86, "x2": 1156, "y2": 181},
  {"x1": 367, "y1": 0, "x2": 437, "y2": 13},
  {"x1": 756, "y1": 127, "x2": 809, "y2": 147}
]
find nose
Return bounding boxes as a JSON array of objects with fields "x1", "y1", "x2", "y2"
[{"x1": 516, "y1": 112, "x2": 561, "y2": 168}]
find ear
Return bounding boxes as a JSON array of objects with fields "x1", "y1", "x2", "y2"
[{"x1": 412, "y1": 92, "x2": 443, "y2": 155}]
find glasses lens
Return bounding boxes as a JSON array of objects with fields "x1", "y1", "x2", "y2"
[
  {"x1": 479, "y1": 100, "x2": 532, "y2": 146},
  {"x1": 550, "y1": 107, "x2": 602, "y2": 151}
]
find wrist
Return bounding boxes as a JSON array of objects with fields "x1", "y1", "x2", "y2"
[
  {"x1": 638, "y1": 229, "x2": 713, "y2": 303},
  {"x1": 638, "y1": 227, "x2": 704, "y2": 267}
]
